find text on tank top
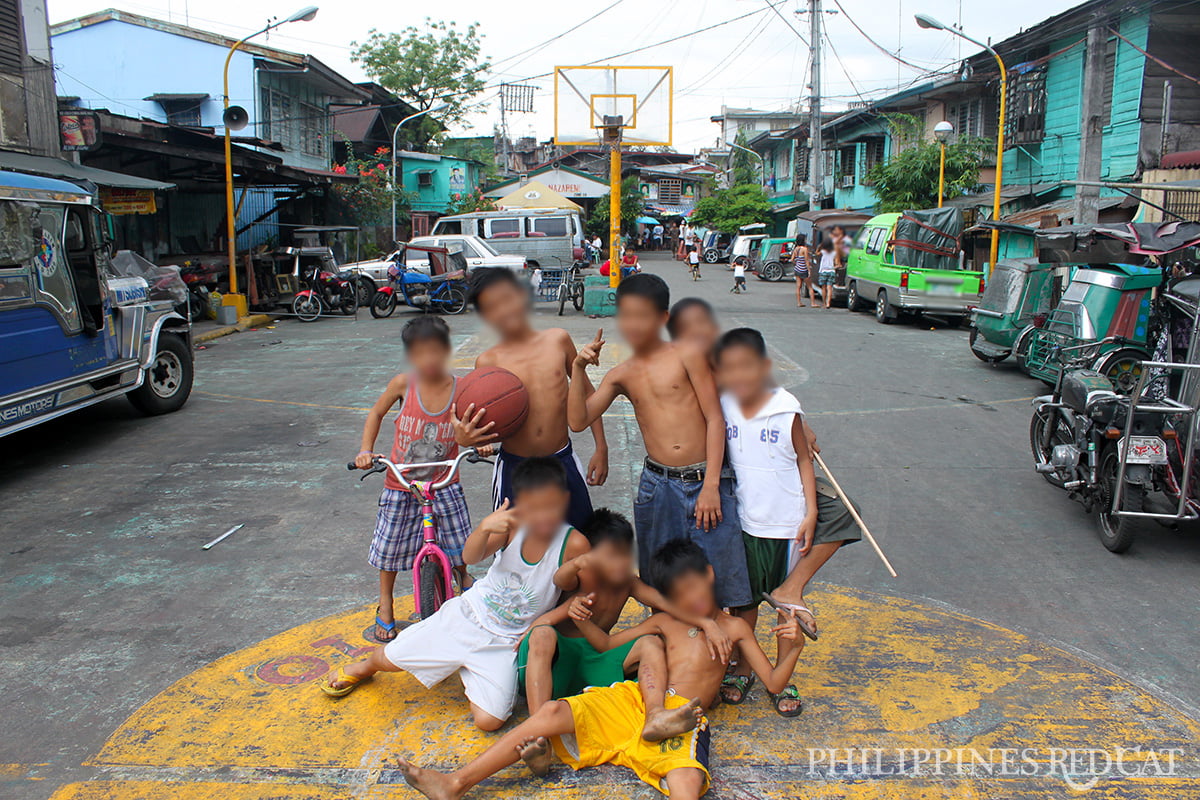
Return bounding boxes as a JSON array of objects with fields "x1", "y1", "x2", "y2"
[{"x1": 386, "y1": 375, "x2": 459, "y2": 490}]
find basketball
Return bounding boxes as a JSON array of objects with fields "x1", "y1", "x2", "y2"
[{"x1": 455, "y1": 367, "x2": 530, "y2": 441}]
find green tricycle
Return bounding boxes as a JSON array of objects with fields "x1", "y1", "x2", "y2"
[
  {"x1": 748, "y1": 237, "x2": 796, "y2": 282},
  {"x1": 968, "y1": 257, "x2": 1060, "y2": 363}
]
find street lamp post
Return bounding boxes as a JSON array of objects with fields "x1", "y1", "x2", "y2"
[
  {"x1": 916, "y1": 13, "x2": 1007, "y2": 273},
  {"x1": 221, "y1": 6, "x2": 318, "y2": 317},
  {"x1": 725, "y1": 139, "x2": 765, "y2": 187},
  {"x1": 390, "y1": 104, "x2": 450, "y2": 244},
  {"x1": 934, "y1": 120, "x2": 954, "y2": 208}
]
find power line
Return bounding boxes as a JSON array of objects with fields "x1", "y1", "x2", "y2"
[
  {"x1": 827, "y1": 0, "x2": 933, "y2": 73},
  {"x1": 762, "y1": 0, "x2": 809, "y2": 46},
  {"x1": 488, "y1": 0, "x2": 629, "y2": 74}
]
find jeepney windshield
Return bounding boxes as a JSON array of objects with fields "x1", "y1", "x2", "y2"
[
  {"x1": 0, "y1": 201, "x2": 37, "y2": 265},
  {"x1": 0, "y1": 200, "x2": 81, "y2": 330}
]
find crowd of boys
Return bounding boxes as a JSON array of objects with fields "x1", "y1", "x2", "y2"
[{"x1": 322, "y1": 267, "x2": 861, "y2": 800}]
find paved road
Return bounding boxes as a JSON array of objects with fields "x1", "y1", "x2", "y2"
[{"x1": 3, "y1": 252, "x2": 1199, "y2": 799}]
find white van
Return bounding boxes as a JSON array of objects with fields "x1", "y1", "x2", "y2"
[{"x1": 431, "y1": 208, "x2": 584, "y2": 268}]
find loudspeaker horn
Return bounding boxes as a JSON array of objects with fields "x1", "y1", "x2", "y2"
[{"x1": 222, "y1": 105, "x2": 249, "y2": 132}]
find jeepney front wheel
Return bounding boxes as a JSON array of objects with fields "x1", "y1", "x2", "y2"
[{"x1": 129, "y1": 334, "x2": 194, "y2": 416}]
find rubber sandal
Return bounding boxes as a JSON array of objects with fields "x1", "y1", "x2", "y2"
[
  {"x1": 374, "y1": 607, "x2": 398, "y2": 642},
  {"x1": 719, "y1": 673, "x2": 755, "y2": 705},
  {"x1": 320, "y1": 668, "x2": 366, "y2": 698},
  {"x1": 770, "y1": 685, "x2": 803, "y2": 717},
  {"x1": 761, "y1": 592, "x2": 819, "y2": 641}
]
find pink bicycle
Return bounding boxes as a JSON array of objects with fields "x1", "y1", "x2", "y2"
[{"x1": 348, "y1": 448, "x2": 489, "y2": 619}]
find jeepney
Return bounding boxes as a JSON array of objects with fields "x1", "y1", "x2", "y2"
[{"x1": 0, "y1": 170, "x2": 192, "y2": 436}]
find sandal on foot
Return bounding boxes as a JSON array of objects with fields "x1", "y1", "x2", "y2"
[
  {"x1": 770, "y1": 685, "x2": 803, "y2": 717},
  {"x1": 320, "y1": 668, "x2": 366, "y2": 698},
  {"x1": 719, "y1": 673, "x2": 755, "y2": 705},
  {"x1": 761, "y1": 592, "x2": 819, "y2": 641},
  {"x1": 374, "y1": 607, "x2": 398, "y2": 642}
]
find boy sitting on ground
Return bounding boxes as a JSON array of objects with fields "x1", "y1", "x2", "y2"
[
  {"x1": 396, "y1": 539, "x2": 805, "y2": 800},
  {"x1": 567, "y1": 274, "x2": 751, "y2": 612},
  {"x1": 518, "y1": 509, "x2": 732, "y2": 742},
  {"x1": 320, "y1": 458, "x2": 589, "y2": 731}
]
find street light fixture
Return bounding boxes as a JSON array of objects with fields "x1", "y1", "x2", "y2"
[
  {"x1": 934, "y1": 120, "x2": 954, "y2": 208},
  {"x1": 390, "y1": 103, "x2": 451, "y2": 244},
  {"x1": 221, "y1": 7, "x2": 319, "y2": 318},
  {"x1": 915, "y1": 12, "x2": 1007, "y2": 272},
  {"x1": 725, "y1": 139, "x2": 765, "y2": 187}
]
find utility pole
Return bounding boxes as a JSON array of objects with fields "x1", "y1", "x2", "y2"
[
  {"x1": 1073, "y1": 18, "x2": 1105, "y2": 225},
  {"x1": 808, "y1": 0, "x2": 823, "y2": 211}
]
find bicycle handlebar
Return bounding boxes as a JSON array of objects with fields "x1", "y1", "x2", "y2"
[{"x1": 346, "y1": 448, "x2": 488, "y2": 491}]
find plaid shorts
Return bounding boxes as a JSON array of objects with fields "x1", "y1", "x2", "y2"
[{"x1": 368, "y1": 483, "x2": 471, "y2": 572}]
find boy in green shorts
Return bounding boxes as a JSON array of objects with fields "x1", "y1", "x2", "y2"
[{"x1": 517, "y1": 509, "x2": 732, "y2": 742}]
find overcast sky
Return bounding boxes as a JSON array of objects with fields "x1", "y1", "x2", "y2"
[{"x1": 47, "y1": 0, "x2": 1082, "y2": 152}]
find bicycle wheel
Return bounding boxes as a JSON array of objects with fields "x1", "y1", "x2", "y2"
[
  {"x1": 557, "y1": 281, "x2": 569, "y2": 315},
  {"x1": 571, "y1": 281, "x2": 585, "y2": 311},
  {"x1": 417, "y1": 556, "x2": 447, "y2": 619}
]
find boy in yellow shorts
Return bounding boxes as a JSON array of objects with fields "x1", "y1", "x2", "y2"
[{"x1": 396, "y1": 539, "x2": 805, "y2": 800}]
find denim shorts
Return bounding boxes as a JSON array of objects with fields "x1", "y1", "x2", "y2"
[
  {"x1": 634, "y1": 465, "x2": 751, "y2": 608},
  {"x1": 817, "y1": 271, "x2": 837, "y2": 286}
]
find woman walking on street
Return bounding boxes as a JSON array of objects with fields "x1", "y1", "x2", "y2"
[{"x1": 793, "y1": 234, "x2": 814, "y2": 308}]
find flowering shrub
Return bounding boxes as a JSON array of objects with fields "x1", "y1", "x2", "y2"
[
  {"x1": 332, "y1": 145, "x2": 410, "y2": 226},
  {"x1": 446, "y1": 186, "x2": 497, "y2": 215}
]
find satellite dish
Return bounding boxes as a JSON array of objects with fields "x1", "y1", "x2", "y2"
[{"x1": 222, "y1": 105, "x2": 249, "y2": 131}]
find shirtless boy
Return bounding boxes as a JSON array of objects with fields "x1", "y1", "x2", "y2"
[
  {"x1": 567, "y1": 273, "x2": 751, "y2": 610},
  {"x1": 457, "y1": 267, "x2": 607, "y2": 529},
  {"x1": 396, "y1": 539, "x2": 804, "y2": 800}
]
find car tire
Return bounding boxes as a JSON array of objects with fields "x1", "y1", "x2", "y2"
[
  {"x1": 355, "y1": 276, "x2": 377, "y2": 308},
  {"x1": 703, "y1": 249, "x2": 720, "y2": 264},
  {"x1": 128, "y1": 334, "x2": 193, "y2": 416},
  {"x1": 874, "y1": 290, "x2": 895, "y2": 324},
  {"x1": 761, "y1": 261, "x2": 785, "y2": 282},
  {"x1": 847, "y1": 281, "x2": 868, "y2": 312}
]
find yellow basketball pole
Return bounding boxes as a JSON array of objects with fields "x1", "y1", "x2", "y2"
[{"x1": 609, "y1": 145, "x2": 622, "y2": 288}]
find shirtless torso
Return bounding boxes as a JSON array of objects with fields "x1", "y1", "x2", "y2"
[{"x1": 477, "y1": 328, "x2": 576, "y2": 458}]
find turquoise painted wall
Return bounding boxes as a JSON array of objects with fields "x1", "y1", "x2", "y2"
[{"x1": 399, "y1": 155, "x2": 481, "y2": 213}]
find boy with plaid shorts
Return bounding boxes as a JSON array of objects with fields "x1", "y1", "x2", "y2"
[{"x1": 352, "y1": 317, "x2": 472, "y2": 643}]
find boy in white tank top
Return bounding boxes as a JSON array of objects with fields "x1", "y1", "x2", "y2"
[{"x1": 321, "y1": 458, "x2": 589, "y2": 731}]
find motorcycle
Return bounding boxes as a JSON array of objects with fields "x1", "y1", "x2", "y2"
[
  {"x1": 1029, "y1": 337, "x2": 1173, "y2": 552},
  {"x1": 292, "y1": 263, "x2": 359, "y2": 322},
  {"x1": 178, "y1": 262, "x2": 225, "y2": 321},
  {"x1": 369, "y1": 245, "x2": 469, "y2": 318}
]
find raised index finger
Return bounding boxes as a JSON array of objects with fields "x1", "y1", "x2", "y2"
[{"x1": 594, "y1": 328, "x2": 604, "y2": 344}]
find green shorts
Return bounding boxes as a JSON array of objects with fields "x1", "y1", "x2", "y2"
[
  {"x1": 741, "y1": 533, "x2": 791, "y2": 601},
  {"x1": 516, "y1": 627, "x2": 639, "y2": 699}
]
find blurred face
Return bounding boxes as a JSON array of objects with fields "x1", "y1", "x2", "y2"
[
  {"x1": 666, "y1": 567, "x2": 717, "y2": 617},
  {"x1": 406, "y1": 339, "x2": 451, "y2": 381},
  {"x1": 514, "y1": 484, "x2": 570, "y2": 540},
  {"x1": 591, "y1": 539, "x2": 635, "y2": 584},
  {"x1": 671, "y1": 306, "x2": 719, "y2": 354},
  {"x1": 617, "y1": 295, "x2": 667, "y2": 349},
  {"x1": 477, "y1": 279, "x2": 530, "y2": 338},
  {"x1": 717, "y1": 344, "x2": 771, "y2": 405}
]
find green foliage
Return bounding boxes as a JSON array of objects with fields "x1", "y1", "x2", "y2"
[
  {"x1": 446, "y1": 187, "x2": 497, "y2": 215},
  {"x1": 866, "y1": 113, "x2": 990, "y2": 213},
  {"x1": 731, "y1": 129, "x2": 760, "y2": 187},
  {"x1": 689, "y1": 184, "x2": 772, "y2": 233},
  {"x1": 588, "y1": 176, "x2": 644, "y2": 235},
  {"x1": 352, "y1": 19, "x2": 489, "y2": 149},
  {"x1": 331, "y1": 144, "x2": 409, "y2": 227}
]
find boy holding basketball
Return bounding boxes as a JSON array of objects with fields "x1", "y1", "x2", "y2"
[
  {"x1": 457, "y1": 268, "x2": 607, "y2": 530},
  {"x1": 567, "y1": 274, "x2": 752, "y2": 611}
]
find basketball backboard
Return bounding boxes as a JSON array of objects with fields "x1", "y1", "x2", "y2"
[{"x1": 553, "y1": 65, "x2": 673, "y2": 147}]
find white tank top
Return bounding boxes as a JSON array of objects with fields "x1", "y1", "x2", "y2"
[
  {"x1": 722, "y1": 388, "x2": 808, "y2": 539},
  {"x1": 463, "y1": 523, "x2": 572, "y2": 639}
]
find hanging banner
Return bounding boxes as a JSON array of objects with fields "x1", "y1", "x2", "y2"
[
  {"x1": 100, "y1": 187, "x2": 157, "y2": 215},
  {"x1": 59, "y1": 111, "x2": 101, "y2": 151}
]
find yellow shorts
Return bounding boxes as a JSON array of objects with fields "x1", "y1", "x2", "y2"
[{"x1": 551, "y1": 680, "x2": 711, "y2": 796}]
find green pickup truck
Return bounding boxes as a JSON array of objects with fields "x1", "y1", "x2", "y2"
[{"x1": 846, "y1": 211, "x2": 985, "y2": 326}]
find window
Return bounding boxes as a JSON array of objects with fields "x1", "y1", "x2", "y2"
[
  {"x1": 864, "y1": 227, "x2": 886, "y2": 256},
  {"x1": 1165, "y1": 191, "x2": 1200, "y2": 223},
  {"x1": 153, "y1": 98, "x2": 205, "y2": 127},
  {"x1": 836, "y1": 145, "x2": 857, "y2": 183},
  {"x1": 527, "y1": 217, "x2": 569, "y2": 237},
  {"x1": 1101, "y1": 34, "x2": 1118, "y2": 126},
  {"x1": 433, "y1": 219, "x2": 462, "y2": 235},
  {"x1": 416, "y1": 171, "x2": 434, "y2": 187},
  {"x1": 776, "y1": 145, "x2": 791, "y2": 176},
  {"x1": 1005, "y1": 66, "x2": 1047, "y2": 146},
  {"x1": 794, "y1": 145, "x2": 810, "y2": 183},
  {"x1": 31, "y1": 205, "x2": 81, "y2": 331},
  {"x1": 862, "y1": 137, "x2": 885, "y2": 184},
  {"x1": 658, "y1": 178, "x2": 682, "y2": 204},
  {"x1": 484, "y1": 218, "x2": 521, "y2": 239},
  {"x1": 299, "y1": 101, "x2": 325, "y2": 158},
  {"x1": 0, "y1": 0, "x2": 21, "y2": 73},
  {"x1": 947, "y1": 98, "x2": 991, "y2": 139},
  {"x1": 260, "y1": 87, "x2": 294, "y2": 149}
]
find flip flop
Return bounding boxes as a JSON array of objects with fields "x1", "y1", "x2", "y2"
[
  {"x1": 761, "y1": 592, "x2": 819, "y2": 641},
  {"x1": 769, "y1": 685, "x2": 804, "y2": 718},
  {"x1": 320, "y1": 668, "x2": 366, "y2": 698},
  {"x1": 719, "y1": 673, "x2": 755, "y2": 705},
  {"x1": 374, "y1": 607, "x2": 398, "y2": 642}
]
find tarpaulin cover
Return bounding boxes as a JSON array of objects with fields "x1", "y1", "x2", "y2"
[
  {"x1": 111, "y1": 250, "x2": 187, "y2": 305},
  {"x1": 893, "y1": 207, "x2": 963, "y2": 271}
]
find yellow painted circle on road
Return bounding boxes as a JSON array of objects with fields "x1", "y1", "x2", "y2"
[{"x1": 50, "y1": 587, "x2": 1200, "y2": 799}]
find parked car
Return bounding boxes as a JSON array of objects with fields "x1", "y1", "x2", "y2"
[
  {"x1": 0, "y1": 171, "x2": 193, "y2": 436},
  {"x1": 431, "y1": 208, "x2": 584, "y2": 267},
  {"x1": 344, "y1": 235, "x2": 524, "y2": 299},
  {"x1": 789, "y1": 209, "x2": 871, "y2": 304},
  {"x1": 846, "y1": 210, "x2": 984, "y2": 326}
]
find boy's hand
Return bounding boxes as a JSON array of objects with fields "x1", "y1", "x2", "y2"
[
  {"x1": 698, "y1": 618, "x2": 733, "y2": 663},
  {"x1": 771, "y1": 609, "x2": 804, "y2": 642},
  {"x1": 587, "y1": 447, "x2": 609, "y2": 486},
  {"x1": 452, "y1": 403, "x2": 498, "y2": 447},
  {"x1": 796, "y1": 512, "x2": 817, "y2": 556},
  {"x1": 479, "y1": 499, "x2": 519, "y2": 538},
  {"x1": 575, "y1": 329, "x2": 605, "y2": 369},
  {"x1": 695, "y1": 483, "x2": 723, "y2": 531},
  {"x1": 804, "y1": 422, "x2": 821, "y2": 455},
  {"x1": 354, "y1": 451, "x2": 379, "y2": 470},
  {"x1": 567, "y1": 593, "x2": 594, "y2": 622}
]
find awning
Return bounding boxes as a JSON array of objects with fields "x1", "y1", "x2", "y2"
[{"x1": 0, "y1": 151, "x2": 175, "y2": 191}]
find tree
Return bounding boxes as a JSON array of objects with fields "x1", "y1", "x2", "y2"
[
  {"x1": 689, "y1": 184, "x2": 772, "y2": 233},
  {"x1": 588, "y1": 176, "x2": 644, "y2": 236},
  {"x1": 866, "y1": 113, "x2": 990, "y2": 213},
  {"x1": 730, "y1": 129, "x2": 760, "y2": 187},
  {"x1": 352, "y1": 19, "x2": 489, "y2": 149},
  {"x1": 446, "y1": 187, "x2": 497, "y2": 215}
]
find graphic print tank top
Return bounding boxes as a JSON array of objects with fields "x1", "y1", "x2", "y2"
[{"x1": 386, "y1": 375, "x2": 459, "y2": 490}]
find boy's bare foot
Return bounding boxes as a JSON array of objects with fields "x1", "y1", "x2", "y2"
[
  {"x1": 396, "y1": 756, "x2": 461, "y2": 800},
  {"x1": 642, "y1": 698, "x2": 703, "y2": 742},
  {"x1": 516, "y1": 736, "x2": 552, "y2": 777}
]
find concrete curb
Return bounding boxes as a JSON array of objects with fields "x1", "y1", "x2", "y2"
[{"x1": 194, "y1": 314, "x2": 274, "y2": 345}]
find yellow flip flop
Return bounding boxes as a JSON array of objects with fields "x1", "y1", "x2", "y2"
[{"x1": 320, "y1": 668, "x2": 366, "y2": 698}]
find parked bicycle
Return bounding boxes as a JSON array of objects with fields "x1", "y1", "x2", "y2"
[
  {"x1": 347, "y1": 448, "x2": 490, "y2": 618},
  {"x1": 557, "y1": 259, "x2": 589, "y2": 315}
]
